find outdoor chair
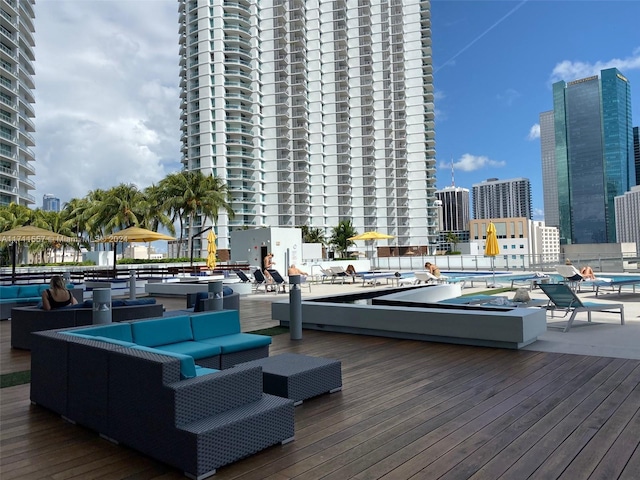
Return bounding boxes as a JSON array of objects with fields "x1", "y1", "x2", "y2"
[
  {"x1": 320, "y1": 267, "x2": 345, "y2": 284},
  {"x1": 234, "y1": 269, "x2": 252, "y2": 283},
  {"x1": 555, "y1": 265, "x2": 585, "y2": 291},
  {"x1": 267, "y1": 269, "x2": 288, "y2": 293},
  {"x1": 252, "y1": 269, "x2": 270, "y2": 293},
  {"x1": 415, "y1": 271, "x2": 447, "y2": 284},
  {"x1": 538, "y1": 283, "x2": 624, "y2": 332}
]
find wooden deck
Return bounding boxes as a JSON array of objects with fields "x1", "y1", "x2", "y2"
[{"x1": 2, "y1": 297, "x2": 640, "y2": 479}]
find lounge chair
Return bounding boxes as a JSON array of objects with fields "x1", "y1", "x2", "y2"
[
  {"x1": 320, "y1": 267, "x2": 345, "y2": 284},
  {"x1": 234, "y1": 269, "x2": 252, "y2": 283},
  {"x1": 555, "y1": 265, "x2": 585, "y2": 291},
  {"x1": 267, "y1": 269, "x2": 288, "y2": 293},
  {"x1": 538, "y1": 283, "x2": 624, "y2": 332},
  {"x1": 415, "y1": 271, "x2": 447, "y2": 284},
  {"x1": 252, "y1": 269, "x2": 271, "y2": 293}
]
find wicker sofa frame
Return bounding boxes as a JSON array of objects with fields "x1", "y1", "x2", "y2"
[
  {"x1": 10, "y1": 301, "x2": 164, "y2": 350},
  {"x1": 30, "y1": 329, "x2": 294, "y2": 479}
]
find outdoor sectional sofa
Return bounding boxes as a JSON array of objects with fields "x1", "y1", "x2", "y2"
[
  {"x1": 30, "y1": 310, "x2": 289, "y2": 479},
  {"x1": 10, "y1": 298, "x2": 164, "y2": 350},
  {"x1": 0, "y1": 283, "x2": 83, "y2": 320}
]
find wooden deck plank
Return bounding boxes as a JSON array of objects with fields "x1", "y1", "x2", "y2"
[{"x1": 1, "y1": 297, "x2": 640, "y2": 480}]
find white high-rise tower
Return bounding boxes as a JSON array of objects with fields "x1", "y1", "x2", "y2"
[
  {"x1": 178, "y1": 0, "x2": 437, "y2": 256},
  {"x1": 0, "y1": 0, "x2": 36, "y2": 207}
]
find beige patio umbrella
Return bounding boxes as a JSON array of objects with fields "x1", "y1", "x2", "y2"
[
  {"x1": 485, "y1": 222, "x2": 502, "y2": 288},
  {"x1": 0, "y1": 225, "x2": 77, "y2": 284},
  {"x1": 206, "y1": 230, "x2": 217, "y2": 270},
  {"x1": 97, "y1": 226, "x2": 175, "y2": 276}
]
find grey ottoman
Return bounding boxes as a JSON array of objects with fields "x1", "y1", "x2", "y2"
[{"x1": 239, "y1": 353, "x2": 342, "y2": 405}]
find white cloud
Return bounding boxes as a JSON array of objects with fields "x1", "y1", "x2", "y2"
[
  {"x1": 439, "y1": 154, "x2": 506, "y2": 172},
  {"x1": 33, "y1": 1, "x2": 181, "y2": 206},
  {"x1": 527, "y1": 124, "x2": 540, "y2": 140},
  {"x1": 532, "y1": 208, "x2": 544, "y2": 221},
  {"x1": 549, "y1": 48, "x2": 640, "y2": 84}
]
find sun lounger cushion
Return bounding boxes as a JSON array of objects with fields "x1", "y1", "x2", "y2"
[
  {"x1": 131, "y1": 315, "x2": 193, "y2": 347},
  {"x1": 152, "y1": 340, "x2": 221, "y2": 360},
  {"x1": 199, "y1": 333, "x2": 272, "y2": 354},
  {"x1": 190, "y1": 310, "x2": 241, "y2": 339}
]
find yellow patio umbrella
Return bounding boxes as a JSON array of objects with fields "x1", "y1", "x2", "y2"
[
  {"x1": 206, "y1": 229, "x2": 217, "y2": 270},
  {"x1": 485, "y1": 222, "x2": 501, "y2": 287},
  {"x1": 348, "y1": 231, "x2": 395, "y2": 262},
  {"x1": 0, "y1": 225, "x2": 78, "y2": 284}
]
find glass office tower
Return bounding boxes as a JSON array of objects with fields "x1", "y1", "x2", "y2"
[
  {"x1": 552, "y1": 68, "x2": 634, "y2": 244},
  {"x1": 177, "y1": 0, "x2": 437, "y2": 255}
]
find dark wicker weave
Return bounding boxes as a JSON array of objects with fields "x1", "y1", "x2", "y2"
[
  {"x1": 31, "y1": 330, "x2": 295, "y2": 479},
  {"x1": 239, "y1": 353, "x2": 342, "y2": 405},
  {"x1": 220, "y1": 345, "x2": 270, "y2": 370}
]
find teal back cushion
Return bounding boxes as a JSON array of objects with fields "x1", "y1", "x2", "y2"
[
  {"x1": 191, "y1": 310, "x2": 240, "y2": 340},
  {"x1": 2, "y1": 286, "x2": 20, "y2": 298},
  {"x1": 129, "y1": 345, "x2": 196, "y2": 379},
  {"x1": 18, "y1": 284, "x2": 45, "y2": 298},
  {"x1": 131, "y1": 315, "x2": 193, "y2": 347},
  {"x1": 73, "y1": 323, "x2": 133, "y2": 342}
]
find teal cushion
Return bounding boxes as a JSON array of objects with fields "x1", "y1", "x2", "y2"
[
  {"x1": 18, "y1": 285, "x2": 45, "y2": 298},
  {"x1": 131, "y1": 315, "x2": 193, "y2": 347},
  {"x1": 1, "y1": 286, "x2": 20, "y2": 298},
  {"x1": 200, "y1": 333, "x2": 271, "y2": 354},
  {"x1": 195, "y1": 366, "x2": 219, "y2": 377},
  {"x1": 72, "y1": 324, "x2": 133, "y2": 342},
  {"x1": 154, "y1": 341, "x2": 220, "y2": 360},
  {"x1": 129, "y1": 345, "x2": 197, "y2": 379},
  {"x1": 190, "y1": 310, "x2": 240, "y2": 340}
]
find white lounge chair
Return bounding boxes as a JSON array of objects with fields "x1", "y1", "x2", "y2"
[
  {"x1": 555, "y1": 265, "x2": 585, "y2": 291},
  {"x1": 414, "y1": 271, "x2": 447, "y2": 284}
]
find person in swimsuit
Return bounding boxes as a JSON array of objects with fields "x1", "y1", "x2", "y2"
[{"x1": 41, "y1": 275, "x2": 78, "y2": 310}]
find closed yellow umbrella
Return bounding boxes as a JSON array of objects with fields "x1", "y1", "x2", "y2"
[
  {"x1": 485, "y1": 222, "x2": 501, "y2": 287},
  {"x1": 206, "y1": 230, "x2": 217, "y2": 270}
]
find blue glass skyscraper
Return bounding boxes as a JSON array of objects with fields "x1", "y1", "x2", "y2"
[{"x1": 551, "y1": 68, "x2": 635, "y2": 244}]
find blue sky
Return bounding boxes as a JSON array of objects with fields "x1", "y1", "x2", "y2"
[
  {"x1": 32, "y1": 1, "x2": 640, "y2": 225},
  {"x1": 431, "y1": 0, "x2": 640, "y2": 219}
]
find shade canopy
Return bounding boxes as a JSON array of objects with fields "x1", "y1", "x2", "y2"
[
  {"x1": 206, "y1": 230, "x2": 217, "y2": 270},
  {"x1": 0, "y1": 225, "x2": 76, "y2": 243},
  {"x1": 348, "y1": 231, "x2": 395, "y2": 241},
  {"x1": 97, "y1": 226, "x2": 175, "y2": 243},
  {"x1": 484, "y1": 222, "x2": 500, "y2": 257}
]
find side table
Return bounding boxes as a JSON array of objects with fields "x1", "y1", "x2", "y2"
[{"x1": 238, "y1": 353, "x2": 342, "y2": 405}]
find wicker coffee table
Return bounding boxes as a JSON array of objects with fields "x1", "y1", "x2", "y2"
[{"x1": 238, "y1": 353, "x2": 342, "y2": 405}]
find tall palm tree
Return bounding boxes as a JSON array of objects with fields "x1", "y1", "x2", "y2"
[
  {"x1": 62, "y1": 197, "x2": 92, "y2": 262},
  {"x1": 0, "y1": 203, "x2": 33, "y2": 266},
  {"x1": 300, "y1": 225, "x2": 326, "y2": 244},
  {"x1": 329, "y1": 220, "x2": 357, "y2": 258}
]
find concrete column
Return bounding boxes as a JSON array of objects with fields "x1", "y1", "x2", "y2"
[
  {"x1": 206, "y1": 280, "x2": 224, "y2": 311},
  {"x1": 289, "y1": 274, "x2": 302, "y2": 340},
  {"x1": 92, "y1": 288, "x2": 112, "y2": 324},
  {"x1": 129, "y1": 270, "x2": 137, "y2": 300}
]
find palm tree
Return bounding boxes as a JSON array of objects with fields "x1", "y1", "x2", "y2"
[
  {"x1": 171, "y1": 171, "x2": 235, "y2": 260},
  {"x1": 0, "y1": 203, "x2": 33, "y2": 266},
  {"x1": 329, "y1": 220, "x2": 357, "y2": 258},
  {"x1": 300, "y1": 225, "x2": 326, "y2": 244},
  {"x1": 445, "y1": 232, "x2": 460, "y2": 253},
  {"x1": 62, "y1": 197, "x2": 92, "y2": 262}
]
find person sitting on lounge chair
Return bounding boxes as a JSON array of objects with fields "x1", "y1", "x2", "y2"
[
  {"x1": 580, "y1": 265, "x2": 596, "y2": 280},
  {"x1": 563, "y1": 259, "x2": 584, "y2": 281},
  {"x1": 288, "y1": 264, "x2": 308, "y2": 283},
  {"x1": 425, "y1": 262, "x2": 441, "y2": 277}
]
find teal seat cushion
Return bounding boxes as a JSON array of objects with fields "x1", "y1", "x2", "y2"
[
  {"x1": 123, "y1": 298, "x2": 156, "y2": 306},
  {"x1": 190, "y1": 310, "x2": 240, "y2": 340},
  {"x1": 129, "y1": 345, "x2": 197, "y2": 379},
  {"x1": 72, "y1": 323, "x2": 133, "y2": 342},
  {"x1": 131, "y1": 315, "x2": 193, "y2": 347},
  {"x1": 153, "y1": 341, "x2": 220, "y2": 360},
  {"x1": 200, "y1": 333, "x2": 271, "y2": 354}
]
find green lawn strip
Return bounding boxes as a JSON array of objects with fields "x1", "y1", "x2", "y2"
[
  {"x1": 0, "y1": 370, "x2": 31, "y2": 388},
  {"x1": 248, "y1": 326, "x2": 289, "y2": 336}
]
